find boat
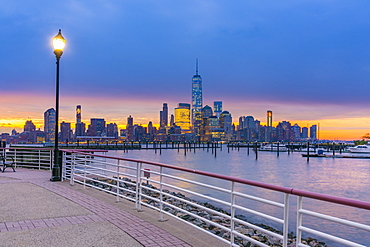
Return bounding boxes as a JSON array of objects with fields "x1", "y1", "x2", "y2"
[
  {"x1": 299, "y1": 148, "x2": 326, "y2": 153},
  {"x1": 347, "y1": 145, "x2": 370, "y2": 153},
  {"x1": 259, "y1": 144, "x2": 288, "y2": 152},
  {"x1": 227, "y1": 142, "x2": 255, "y2": 147}
]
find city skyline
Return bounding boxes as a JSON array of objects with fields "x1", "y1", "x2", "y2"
[
  {"x1": 5, "y1": 103, "x2": 318, "y2": 144},
  {"x1": 1, "y1": 1, "x2": 370, "y2": 140}
]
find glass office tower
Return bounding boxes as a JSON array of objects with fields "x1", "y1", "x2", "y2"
[{"x1": 192, "y1": 58, "x2": 202, "y2": 137}]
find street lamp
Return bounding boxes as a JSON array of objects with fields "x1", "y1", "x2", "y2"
[{"x1": 50, "y1": 29, "x2": 66, "y2": 182}]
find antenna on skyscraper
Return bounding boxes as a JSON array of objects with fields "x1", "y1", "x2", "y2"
[{"x1": 196, "y1": 58, "x2": 198, "y2": 75}]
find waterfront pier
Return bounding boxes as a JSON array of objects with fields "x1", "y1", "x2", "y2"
[{"x1": 1, "y1": 147, "x2": 369, "y2": 246}]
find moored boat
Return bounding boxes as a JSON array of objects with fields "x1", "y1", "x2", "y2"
[
  {"x1": 347, "y1": 145, "x2": 370, "y2": 153},
  {"x1": 259, "y1": 144, "x2": 288, "y2": 152}
]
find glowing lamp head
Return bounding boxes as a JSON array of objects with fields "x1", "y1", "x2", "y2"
[{"x1": 53, "y1": 29, "x2": 66, "y2": 59}]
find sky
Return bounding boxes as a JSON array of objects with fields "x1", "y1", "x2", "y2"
[{"x1": 1, "y1": 1, "x2": 370, "y2": 140}]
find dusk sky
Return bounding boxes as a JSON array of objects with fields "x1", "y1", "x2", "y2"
[{"x1": 1, "y1": 1, "x2": 370, "y2": 140}]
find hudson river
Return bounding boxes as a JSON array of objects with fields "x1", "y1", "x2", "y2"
[{"x1": 108, "y1": 146, "x2": 370, "y2": 246}]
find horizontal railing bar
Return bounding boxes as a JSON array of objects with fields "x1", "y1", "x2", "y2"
[
  {"x1": 299, "y1": 209, "x2": 370, "y2": 231},
  {"x1": 156, "y1": 172, "x2": 232, "y2": 194},
  {"x1": 232, "y1": 191, "x2": 284, "y2": 208},
  {"x1": 298, "y1": 226, "x2": 366, "y2": 247},
  {"x1": 232, "y1": 204, "x2": 284, "y2": 224},
  {"x1": 162, "y1": 182, "x2": 232, "y2": 207}
]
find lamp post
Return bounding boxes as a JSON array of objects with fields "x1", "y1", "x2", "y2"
[{"x1": 50, "y1": 29, "x2": 66, "y2": 182}]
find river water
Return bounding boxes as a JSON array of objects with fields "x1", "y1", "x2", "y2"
[{"x1": 107, "y1": 146, "x2": 370, "y2": 246}]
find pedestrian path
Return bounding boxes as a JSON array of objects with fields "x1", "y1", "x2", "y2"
[{"x1": 0, "y1": 169, "x2": 226, "y2": 247}]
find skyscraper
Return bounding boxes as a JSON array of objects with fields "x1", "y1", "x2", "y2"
[
  {"x1": 75, "y1": 105, "x2": 85, "y2": 137},
  {"x1": 86, "y1": 118, "x2": 106, "y2": 136},
  {"x1": 76, "y1": 105, "x2": 81, "y2": 123},
  {"x1": 301, "y1": 127, "x2": 309, "y2": 138},
  {"x1": 126, "y1": 115, "x2": 134, "y2": 141},
  {"x1": 219, "y1": 111, "x2": 233, "y2": 141},
  {"x1": 175, "y1": 103, "x2": 191, "y2": 134},
  {"x1": 60, "y1": 121, "x2": 72, "y2": 142},
  {"x1": 24, "y1": 120, "x2": 36, "y2": 132},
  {"x1": 192, "y1": 58, "x2": 202, "y2": 137},
  {"x1": 44, "y1": 108, "x2": 56, "y2": 142},
  {"x1": 201, "y1": 105, "x2": 213, "y2": 119},
  {"x1": 107, "y1": 123, "x2": 118, "y2": 138},
  {"x1": 169, "y1": 114, "x2": 174, "y2": 126},
  {"x1": 267, "y1": 110, "x2": 272, "y2": 127},
  {"x1": 160, "y1": 103, "x2": 168, "y2": 128},
  {"x1": 310, "y1": 125, "x2": 318, "y2": 139},
  {"x1": 214, "y1": 101, "x2": 222, "y2": 117}
]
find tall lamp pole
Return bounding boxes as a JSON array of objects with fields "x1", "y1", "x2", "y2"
[{"x1": 50, "y1": 29, "x2": 66, "y2": 182}]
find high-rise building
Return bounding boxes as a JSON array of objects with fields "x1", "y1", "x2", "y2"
[
  {"x1": 175, "y1": 103, "x2": 191, "y2": 134},
  {"x1": 292, "y1": 124, "x2": 301, "y2": 140},
  {"x1": 310, "y1": 125, "x2": 318, "y2": 139},
  {"x1": 44, "y1": 108, "x2": 56, "y2": 142},
  {"x1": 75, "y1": 105, "x2": 85, "y2": 137},
  {"x1": 126, "y1": 115, "x2": 134, "y2": 141},
  {"x1": 214, "y1": 101, "x2": 222, "y2": 117},
  {"x1": 245, "y1": 116, "x2": 255, "y2": 129},
  {"x1": 127, "y1": 115, "x2": 133, "y2": 126},
  {"x1": 147, "y1": 121, "x2": 155, "y2": 141},
  {"x1": 201, "y1": 105, "x2": 213, "y2": 119},
  {"x1": 169, "y1": 114, "x2": 174, "y2": 126},
  {"x1": 267, "y1": 110, "x2": 272, "y2": 127},
  {"x1": 276, "y1": 121, "x2": 293, "y2": 142},
  {"x1": 192, "y1": 58, "x2": 202, "y2": 137},
  {"x1": 160, "y1": 103, "x2": 168, "y2": 128},
  {"x1": 86, "y1": 118, "x2": 106, "y2": 136},
  {"x1": 60, "y1": 121, "x2": 73, "y2": 142},
  {"x1": 76, "y1": 105, "x2": 81, "y2": 124},
  {"x1": 75, "y1": 122, "x2": 86, "y2": 137},
  {"x1": 107, "y1": 123, "x2": 118, "y2": 138},
  {"x1": 24, "y1": 120, "x2": 36, "y2": 132},
  {"x1": 219, "y1": 111, "x2": 233, "y2": 141},
  {"x1": 238, "y1": 116, "x2": 245, "y2": 130},
  {"x1": 301, "y1": 127, "x2": 309, "y2": 138}
]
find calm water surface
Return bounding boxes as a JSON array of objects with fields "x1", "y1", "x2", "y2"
[{"x1": 107, "y1": 147, "x2": 370, "y2": 245}]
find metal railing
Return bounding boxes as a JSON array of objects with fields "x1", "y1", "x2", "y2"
[
  {"x1": 1, "y1": 147, "x2": 53, "y2": 170},
  {"x1": 61, "y1": 149, "x2": 370, "y2": 247}
]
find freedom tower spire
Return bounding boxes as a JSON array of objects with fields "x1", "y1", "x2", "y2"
[{"x1": 192, "y1": 58, "x2": 202, "y2": 138}]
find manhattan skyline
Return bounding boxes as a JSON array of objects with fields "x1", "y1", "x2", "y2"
[{"x1": 1, "y1": 1, "x2": 370, "y2": 140}]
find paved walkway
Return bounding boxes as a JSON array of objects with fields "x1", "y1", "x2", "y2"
[{"x1": 0, "y1": 169, "x2": 227, "y2": 247}]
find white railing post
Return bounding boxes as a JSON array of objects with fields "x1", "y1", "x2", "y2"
[
  {"x1": 116, "y1": 159, "x2": 120, "y2": 203},
  {"x1": 83, "y1": 154, "x2": 87, "y2": 189},
  {"x1": 14, "y1": 149, "x2": 17, "y2": 168},
  {"x1": 37, "y1": 149, "x2": 40, "y2": 169},
  {"x1": 135, "y1": 162, "x2": 143, "y2": 211},
  {"x1": 70, "y1": 152, "x2": 75, "y2": 185},
  {"x1": 61, "y1": 151, "x2": 65, "y2": 179},
  {"x1": 61, "y1": 151, "x2": 65, "y2": 182},
  {"x1": 283, "y1": 193, "x2": 289, "y2": 247},
  {"x1": 297, "y1": 196, "x2": 303, "y2": 245},
  {"x1": 230, "y1": 181, "x2": 236, "y2": 246},
  {"x1": 51, "y1": 149, "x2": 53, "y2": 170},
  {"x1": 159, "y1": 166, "x2": 165, "y2": 221}
]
